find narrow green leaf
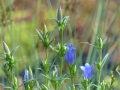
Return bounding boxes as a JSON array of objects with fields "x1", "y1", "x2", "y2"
[
  {"x1": 63, "y1": 16, "x2": 69, "y2": 24},
  {"x1": 101, "y1": 53, "x2": 109, "y2": 68},
  {"x1": 36, "y1": 29, "x2": 44, "y2": 42}
]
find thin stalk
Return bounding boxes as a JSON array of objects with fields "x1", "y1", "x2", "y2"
[
  {"x1": 98, "y1": 69, "x2": 101, "y2": 85},
  {"x1": 45, "y1": 48, "x2": 49, "y2": 86},
  {"x1": 71, "y1": 78, "x2": 75, "y2": 90},
  {"x1": 54, "y1": 82, "x2": 59, "y2": 90},
  {"x1": 60, "y1": 30, "x2": 63, "y2": 76},
  {"x1": 98, "y1": 49, "x2": 102, "y2": 85}
]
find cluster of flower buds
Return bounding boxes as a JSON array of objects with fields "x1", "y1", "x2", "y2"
[
  {"x1": 22, "y1": 66, "x2": 34, "y2": 90},
  {"x1": 95, "y1": 37, "x2": 103, "y2": 50},
  {"x1": 99, "y1": 81, "x2": 106, "y2": 90},
  {"x1": 81, "y1": 78, "x2": 90, "y2": 90},
  {"x1": 56, "y1": 6, "x2": 69, "y2": 31},
  {"x1": 2, "y1": 42, "x2": 14, "y2": 78},
  {"x1": 36, "y1": 24, "x2": 54, "y2": 49},
  {"x1": 2, "y1": 41, "x2": 15, "y2": 73},
  {"x1": 48, "y1": 66, "x2": 62, "y2": 90},
  {"x1": 108, "y1": 71, "x2": 115, "y2": 90},
  {"x1": 51, "y1": 43, "x2": 67, "y2": 57},
  {"x1": 2, "y1": 41, "x2": 18, "y2": 90}
]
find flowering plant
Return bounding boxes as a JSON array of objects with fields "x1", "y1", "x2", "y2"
[{"x1": 0, "y1": 3, "x2": 119, "y2": 90}]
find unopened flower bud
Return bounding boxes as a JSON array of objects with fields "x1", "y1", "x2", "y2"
[
  {"x1": 73, "y1": 65, "x2": 77, "y2": 75},
  {"x1": 43, "y1": 24, "x2": 48, "y2": 34},
  {"x1": 3, "y1": 41, "x2": 10, "y2": 54},
  {"x1": 29, "y1": 66, "x2": 33, "y2": 80},
  {"x1": 22, "y1": 69, "x2": 29, "y2": 87},
  {"x1": 57, "y1": 6, "x2": 62, "y2": 22},
  {"x1": 99, "y1": 38, "x2": 103, "y2": 49},
  {"x1": 13, "y1": 76, "x2": 17, "y2": 85}
]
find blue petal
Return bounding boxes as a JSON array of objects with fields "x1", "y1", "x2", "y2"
[
  {"x1": 65, "y1": 44, "x2": 76, "y2": 64},
  {"x1": 80, "y1": 66, "x2": 85, "y2": 71},
  {"x1": 68, "y1": 44, "x2": 73, "y2": 48}
]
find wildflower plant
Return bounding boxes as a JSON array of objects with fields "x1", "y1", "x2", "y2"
[
  {"x1": 0, "y1": 4, "x2": 120, "y2": 90},
  {"x1": 1, "y1": 41, "x2": 19, "y2": 90}
]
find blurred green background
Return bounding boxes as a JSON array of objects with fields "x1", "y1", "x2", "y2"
[{"x1": 0, "y1": 0, "x2": 120, "y2": 89}]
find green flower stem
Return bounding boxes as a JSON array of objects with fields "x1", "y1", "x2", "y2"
[
  {"x1": 71, "y1": 77, "x2": 75, "y2": 90},
  {"x1": 55, "y1": 83, "x2": 58, "y2": 90},
  {"x1": 45, "y1": 48, "x2": 49, "y2": 86},
  {"x1": 60, "y1": 57, "x2": 63, "y2": 77},
  {"x1": 60, "y1": 29, "x2": 63, "y2": 76},
  {"x1": 98, "y1": 69, "x2": 101, "y2": 84},
  {"x1": 98, "y1": 49, "x2": 102, "y2": 85}
]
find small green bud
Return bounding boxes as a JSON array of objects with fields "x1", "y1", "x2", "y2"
[
  {"x1": 3, "y1": 41, "x2": 10, "y2": 54},
  {"x1": 82, "y1": 78, "x2": 89, "y2": 89},
  {"x1": 10, "y1": 56, "x2": 14, "y2": 63},
  {"x1": 99, "y1": 37, "x2": 103, "y2": 49},
  {"x1": 57, "y1": 6, "x2": 63, "y2": 22},
  {"x1": 56, "y1": 43, "x2": 61, "y2": 50},
  {"x1": 73, "y1": 65, "x2": 77, "y2": 76},
  {"x1": 100, "y1": 81, "x2": 106, "y2": 90},
  {"x1": 29, "y1": 66, "x2": 33, "y2": 79},
  {"x1": 3, "y1": 63, "x2": 9, "y2": 72},
  {"x1": 43, "y1": 24, "x2": 48, "y2": 34},
  {"x1": 27, "y1": 85, "x2": 31, "y2": 89},
  {"x1": 13, "y1": 76, "x2": 17, "y2": 85},
  {"x1": 97, "y1": 61, "x2": 102, "y2": 70},
  {"x1": 52, "y1": 66, "x2": 58, "y2": 78}
]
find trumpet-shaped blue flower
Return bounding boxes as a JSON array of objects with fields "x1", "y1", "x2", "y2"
[
  {"x1": 22, "y1": 69, "x2": 29, "y2": 86},
  {"x1": 80, "y1": 63, "x2": 94, "y2": 80},
  {"x1": 65, "y1": 44, "x2": 76, "y2": 64}
]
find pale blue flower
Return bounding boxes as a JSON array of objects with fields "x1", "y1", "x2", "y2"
[{"x1": 80, "y1": 63, "x2": 94, "y2": 80}]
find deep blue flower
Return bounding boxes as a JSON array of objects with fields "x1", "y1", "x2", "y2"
[
  {"x1": 80, "y1": 63, "x2": 94, "y2": 80},
  {"x1": 65, "y1": 44, "x2": 76, "y2": 64},
  {"x1": 22, "y1": 69, "x2": 29, "y2": 86}
]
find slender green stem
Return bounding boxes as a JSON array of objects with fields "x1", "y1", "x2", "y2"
[
  {"x1": 60, "y1": 30, "x2": 63, "y2": 76},
  {"x1": 45, "y1": 48, "x2": 49, "y2": 86},
  {"x1": 60, "y1": 29, "x2": 63, "y2": 46},
  {"x1": 98, "y1": 69, "x2": 101, "y2": 84},
  {"x1": 55, "y1": 83, "x2": 58, "y2": 90},
  {"x1": 98, "y1": 49, "x2": 102, "y2": 85},
  {"x1": 60, "y1": 57, "x2": 63, "y2": 76},
  {"x1": 71, "y1": 78, "x2": 75, "y2": 90}
]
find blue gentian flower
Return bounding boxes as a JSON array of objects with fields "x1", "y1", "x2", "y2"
[
  {"x1": 80, "y1": 63, "x2": 94, "y2": 80},
  {"x1": 22, "y1": 69, "x2": 29, "y2": 86},
  {"x1": 65, "y1": 44, "x2": 76, "y2": 64}
]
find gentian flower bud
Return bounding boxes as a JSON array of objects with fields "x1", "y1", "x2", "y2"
[
  {"x1": 57, "y1": 6, "x2": 62, "y2": 22},
  {"x1": 3, "y1": 41, "x2": 10, "y2": 54},
  {"x1": 65, "y1": 44, "x2": 76, "y2": 64},
  {"x1": 22, "y1": 69, "x2": 29, "y2": 87},
  {"x1": 80, "y1": 63, "x2": 94, "y2": 80}
]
